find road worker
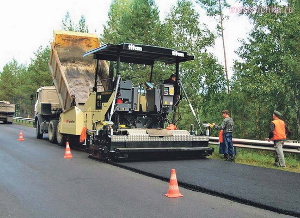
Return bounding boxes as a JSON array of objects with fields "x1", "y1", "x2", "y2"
[
  {"x1": 267, "y1": 110, "x2": 290, "y2": 167},
  {"x1": 212, "y1": 110, "x2": 235, "y2": 161},
  {"x1": 163, "y1": 74, "x2": 176, "y2": 85}
]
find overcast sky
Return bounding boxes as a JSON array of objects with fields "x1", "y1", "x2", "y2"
[{"x1": 0, "y1": 0, "x2": 250, "y2": 77}]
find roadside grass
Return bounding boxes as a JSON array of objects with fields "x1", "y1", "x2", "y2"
[{"x1": 209, "y1": 145, "x2": 300, "y2": 173}]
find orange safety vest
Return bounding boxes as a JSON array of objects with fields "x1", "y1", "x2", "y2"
[{"x1": 271, "y1": 119, "x2": 286, "y2": 140}]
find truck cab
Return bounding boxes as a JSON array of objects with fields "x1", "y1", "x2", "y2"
[
  {"x1": 0, "y1": 101, "x2": 15, "y2": 124},
  {"x1": 34, "y1": 86, "x2": 61, "y2": 140}
]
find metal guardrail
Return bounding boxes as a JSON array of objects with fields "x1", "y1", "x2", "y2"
[
  {"x1": 209, "y1": 137, "x2": 300, "y2": 154},
  {"x1": 13, "y1": 117, "x2": 34, "y2": 125},
  {"x1": 10, "y1": 118, "x2": 300, "y2": 154}
]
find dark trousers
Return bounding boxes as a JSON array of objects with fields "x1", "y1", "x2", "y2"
[
  {"x1": 223, "y1": 133, "x2": 234, "y2": 155},
  {"x1": 219, "y1": 142, "x2": 225, "y2": 154}
]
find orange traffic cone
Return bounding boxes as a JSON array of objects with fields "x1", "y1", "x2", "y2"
[
  {"x1": 64, "y1": 142, "x2": 73, "y2": 159},
  {"x1": 18, "y1": 130, "x2": 24, "y2": 141},
  {"x1": 165, "y1": 169, "x2": 183, "y2": 198}
]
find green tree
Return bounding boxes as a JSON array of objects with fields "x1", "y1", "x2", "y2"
[
  {"x1": 101, "y1": 0, "x2": 132, "y2": 44},
  {"x1": 102, "y1": 0, "x2": 163, "y2": 85},
  {"x1": 0, "y1": 59, "x2": 23, "y2": 101},
  {"x1": 62, "y1": 12, "x2": 89, "y2": 33},
  {"x1": 102, "y1": 0, "x2": 163, "y2": 45},
  {"x1": 196, "y1": 0, "x2": 231, "y2": 93},
  {"x1": 77, "y1": 15, "x2": 89, "y2": 33},
  {"x1": 232, "y1": 0, "x2": 300, "y2": 139},
  {"x1": 62, "y1": 12, "x2": 75, "y2": 31},
  {"x1": 163, "y1": 0, "x2": 226, "y2": 132},
  {"x1": 118, "y1": 0, "x2": 161, "y2": 45},
  {"x1": 24, "y1": 46, "x2": 52, "y2": 116},
  {"x1": 26, "y1": 46, "x2": 52, "y2": 92},
  {"x1": 0, "y1": 59, "x2": 28, "y2": 116},
  {"x1": 0, "y1": 47, "x2": 52, "y2": 117}
]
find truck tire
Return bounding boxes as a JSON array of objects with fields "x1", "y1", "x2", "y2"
[
  {"x1": 57, "y1": 131, "x2": 66, "y2": 146},
  {"x1": 36, "y1": 120, "x2": 43, "y2": 139},
  {"x1": 48, "y1": 120, "x2": 58, "y2": 143}
]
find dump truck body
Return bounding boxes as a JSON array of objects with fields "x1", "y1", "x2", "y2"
[
  {"x1": 35, "y1": 31, "x2": 213, "y2": 161},
  {"x1": 0, "y1": 101, "x2": 15, "y2": 124},
  {"x1": 48, "y1": 30, "x2": 107, "y2": 112}
]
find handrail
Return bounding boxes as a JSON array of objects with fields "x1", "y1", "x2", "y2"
[{"x1": 209, "y1": 137, "x2": 300, "y2": 154}]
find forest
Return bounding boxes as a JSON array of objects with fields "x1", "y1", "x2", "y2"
[{"x1": 0, "y1": 0, "x2": 299, "y2": 141}]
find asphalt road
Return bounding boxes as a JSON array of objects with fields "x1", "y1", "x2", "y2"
[
  {"x1": 0, "y1": 124, "x2": 296, "y2": 218},
  {"x1": 117, "y1": 158, "x2": 300, "y2": 217}
]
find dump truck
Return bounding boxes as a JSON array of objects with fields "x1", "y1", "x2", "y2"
[
  {"x1": 34, "y1": 86, "x2": 61, "y2": 141},
  {"x1": 34, "y1": 31, "x2": 101, "y2": 144},
  {"x1": 0, "y1": 101, "x2": 15, "y2": 124},
  {"x1": 35, "y1": 30, "x2": 213, "y2": 161}
]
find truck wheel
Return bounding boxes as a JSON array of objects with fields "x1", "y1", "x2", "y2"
[
  {"x1": 36, "y1": 120, "x2": 43, "y2": 139},
  {"x1": 48, "y1": 120, "x2": 58, "y2": 143},
  {"x1": 57, "y1": 131, "x2": 66, "y2": 146}
]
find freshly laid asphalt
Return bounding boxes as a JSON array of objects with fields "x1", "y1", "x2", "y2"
[{"x1": 115, "y1": 158, "x2": 300, "y2": 217}]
